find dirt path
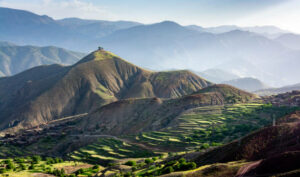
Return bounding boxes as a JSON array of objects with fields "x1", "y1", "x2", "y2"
[{"x1": 235, "y1": 160, "x2": 262, "y2": 177}]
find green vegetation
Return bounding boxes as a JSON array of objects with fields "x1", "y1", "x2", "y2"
[{"x1": 0, "y1": 156, "x2": 99, "y2": 177}]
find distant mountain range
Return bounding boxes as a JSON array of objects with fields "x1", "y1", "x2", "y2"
[
  {"x1": 187, "y1": 25, "x2": 289, "y2": 37},
  {"x1": 197, "y1": 69, "x2": 240, "y2": 83},
  {"x1": 255, "y1": 83, "x2": 300, "y2": 96},
  {"x1": 0, "y1": 7, "x2": 140, "y2": 52},
  {"x1": 1, "y1": 7, "x2": 300, "y2": 86},
  {"x1": 0, "y1": 41, "x2": 85, "y2": 76},
  {"x1": 222, "y1": 77, "x2": 270, "y2": 92}
]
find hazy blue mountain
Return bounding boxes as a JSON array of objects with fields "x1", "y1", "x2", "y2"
[
  {"x1": 275, "y1": 33, "x2": 300, "y2": 50},
  {"x1": 222, "y1": 77, "x2": 270, "y2": 92},
  {"x1": 100, "y1": 24, "x2": 297, "y2": 86},
  {"x1": 2, "y1": 7, "x2": 300, "y2": 86},
  {"x1": 0, "y1": 41, "x2": 85, "y2": 76},
  {"x1": 187, "y1": 25, "x2": 288, "y2": 37},
  {"x1": 0, "y1": 7, "x2": 140, "y2": 52},
  {"x1": 197, "y1": 69, "x2": 240, "y2": 83},
  {"x1": 57, "y1": 18, "x2": 141, "y2": 38},
  {"x1": 255, "y1": 83, "x2": 300, "y2": 96}
]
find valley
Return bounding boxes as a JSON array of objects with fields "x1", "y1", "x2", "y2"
[{"x1": 0, "y1": 4, "x2": 300, "y2": 177}]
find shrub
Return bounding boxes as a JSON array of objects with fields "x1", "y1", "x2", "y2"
[
  {"x1": 32, "y1": 155, "x2": 41, "y2": 164},
  {"x1": 0, "y1": 168, "x2": 6, "y2": 174},
  {"x1": 92, "y1": 165, "x2": 100, "y2": 169},
  {"x1": 180, "y1": 162, "x2": 197, "y2": 171},
  {"x1": 125, "y1": 160, "x2": 136, "y2": 166},
  {"x1": 29, "y1": 164, "x2": 35, "y2": 170},
  {"x1": 20, "y1": 163, "x2": 27, "y2": 170},
  {"x1": 162, "y1": 166, "x2": 174, "y2": 174},
  {"x1": 152, "y1": 157, "x2": 158, "y2": 161},
  {"x1": 6, "y1": 161, "x2": 14, "y2": 170},
  {"x1": 200, "y1": 143, "x2": 210, "y2": 149},
  {"x1": 75, "y1": 168, "x2": 84, "y2": 175},
  {"x1": 178, "y1": 158, "x2": 186, "y2": 163},
  {"x1": 145, "y1": 158, "x2": 154, "y2": 164}
]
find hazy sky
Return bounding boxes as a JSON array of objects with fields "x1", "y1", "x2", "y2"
[{"x1": 1, "y1": 0, "x2": 300, "y2": 33}]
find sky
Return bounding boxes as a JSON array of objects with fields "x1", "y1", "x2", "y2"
[{"x1": 0, "y1": 0, "x2": 300, "y2": 33}]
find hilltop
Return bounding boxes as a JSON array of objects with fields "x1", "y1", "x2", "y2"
[{"x1": 0, "y1": 49, "x2": 211, "y2": 133}]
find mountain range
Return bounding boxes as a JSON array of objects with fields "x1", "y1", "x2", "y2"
[
  {"x1": 2, "y1": 7, "x2": 300, "y2": 87},
  {"x1": 255, "y1": 83, "x2": 300, "y2": 96},
  {"x1": 0, "y1": 41, "x2": 85, "y2": 76}
]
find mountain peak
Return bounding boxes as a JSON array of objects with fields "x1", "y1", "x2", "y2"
[{"x1": 75, "y1": 49, "x2": 120, "y2": 65}]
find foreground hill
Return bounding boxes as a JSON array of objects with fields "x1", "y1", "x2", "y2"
[
  {"x1": 0, "y1": 49, "x2": 211, "y2": 133},
  {"x1": 80, "y1": 84, "x2": 257, "y2": 135},
  {"x1": 0, "y1": 41, "x2": 85, "y2": 76},
  {"x1": 222, "y1": 77, "x2": 270, "y2": 92}
]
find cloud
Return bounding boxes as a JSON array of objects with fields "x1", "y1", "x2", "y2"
[{"x1": 0, "y1": 0, "x2": 117, "y2": 20}]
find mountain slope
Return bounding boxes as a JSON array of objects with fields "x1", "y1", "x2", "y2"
[
  {"x1": 222, "y1": 77, "x2": 270, "y2": 92},
  {"x1": 0, "y1": 41, "x2": 85, "y2": 76},
  {"x1": 0, "y1": 49, "x2": 211, "y2": 133}
]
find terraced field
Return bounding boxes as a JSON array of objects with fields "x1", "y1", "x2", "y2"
[
  {"x1": 127, "y1": 103, "x2": 300, "y2": 151},
  {"x1": 67, "y1": 104, "x2": 300, "y2": 163},
  {"x1": 69, "y1": 138, "x2": 156, "y2": 164}
]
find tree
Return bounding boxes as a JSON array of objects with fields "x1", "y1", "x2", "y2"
[
  {"x1": 145, "y1": 158, "x2": 154, "y2": 164},
  {"x1": 20, "y1": 163, "x2": 26, "y2": 170},
  {"x1": 162, "y1": 166, "x2": 174, "y2": 174},
  {"x1": 32, "y1": 155, "x2": 41, "y2": 164},
  {"x1": 125, "y1": 160, "x2": 136, "y2": 166},
  {"x1": 5, "y1": 160, "x2": 14, "y2": 170}
]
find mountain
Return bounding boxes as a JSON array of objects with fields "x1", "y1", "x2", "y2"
[
  {"x1": 0, "y1": 7, "x2": 140, "y2": 52},
  {"x1": 2, "y1": 7, "x2": 300, "y2": 86},
  {"x1": 197, "y1": 69, "x2": 240, "y2": 83},
  {"x1": 0, "y1": 49, "x2": 211, "y2": 133},
  {"x1": 275, "y1": 33, "x2": 300, "y2": 50},
  {"x1": 255, "y1": 83, "x2": 300, "y2": 96},
  {"x1": 0, "y1": 41, "x2": 85, "y2": 76},
  {"x1": 222, "y1": 77, "x2": 270, "y2": 92}
]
